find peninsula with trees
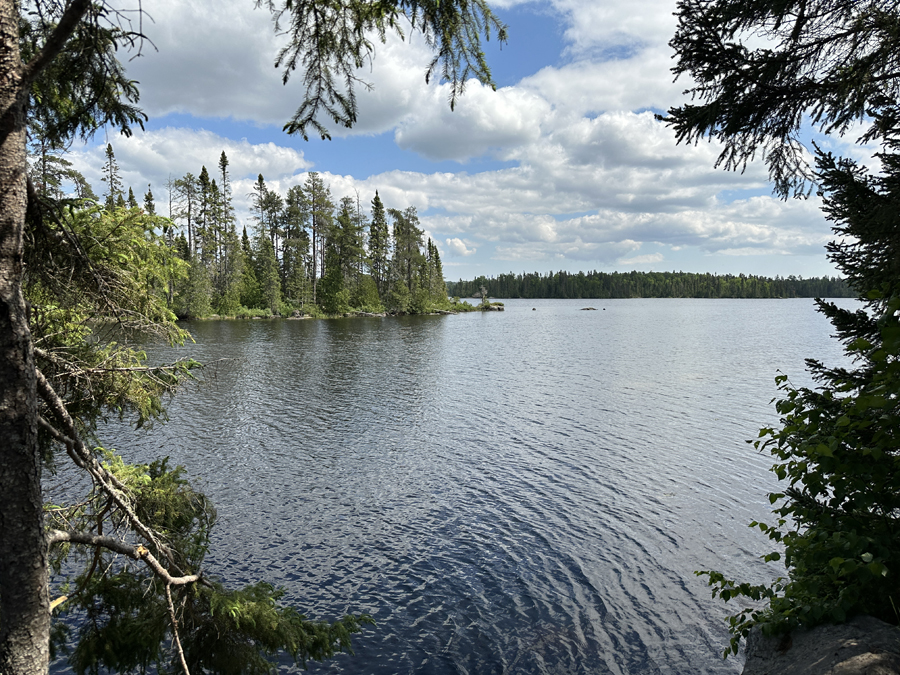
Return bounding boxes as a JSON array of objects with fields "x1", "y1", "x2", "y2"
[
  {"x1": 37, "y1": 144, "x2": 460, "y2": 319},
  {"x1": 0, "y1": 0, "x2": 506, "y2": 672}
]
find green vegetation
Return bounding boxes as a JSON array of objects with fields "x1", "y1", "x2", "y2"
[
  {"x1": 1, "y1": 0, "x2": 507, "y2": 671},
  {"x1": 156, "y1": 164, "x2": 453, "y2": 319},
  {"x1": 665, "y1": 0, "x2": 900, "y2": 657},
  {"x1": 448, "y1": 270, "x2": 851, "y2": 299},
  {"x1": 28, "y1": 200, "x2": 372, "y2": 673}
]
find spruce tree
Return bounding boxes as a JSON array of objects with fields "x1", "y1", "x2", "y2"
[
  {"x1": 368, "y1": 191, "x2": 390, "y2": 298},
  {"x1": 283, "y1": 185, "x2": 312, "y2": 307},
  {"x1": 302, "y1": 172, "x2": 334, "y2": 304},
  {"x1": 240, "y1": 227, "x2": 261, "y2": 309},
  {"x1": 389, "y1": 206, "x2": 424, "y2": 294},
  {"x1": 218, "y1": 151, "x2": 234, "y2": 231},
  {"x1": 426, "y1": 239, "x2": 449, "y2": 307},
  {"x1": 143, "y1": 184, "x2": 155, "y2": 215},
  {"x1": 666, "y1": 0, "x2": 900, "y2": 654},
  {"x1": 174, "y1": 173, "x2": 198, "y2": 256},
  {"x1": 254, "y1": 233, "x2": 281, "y2": 315},
  {"x1": 101, "y1": 143, "x2": 122, "y2": 210},
  {"x1": 26, "y1": 117, "x2": 80, "y2": 199}
]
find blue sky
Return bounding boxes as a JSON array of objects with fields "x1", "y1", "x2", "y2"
[{"x1": 67, "y1": 0, "x2": 857, "y2": 280}]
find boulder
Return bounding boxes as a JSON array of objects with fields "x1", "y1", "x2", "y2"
[{"x1": 742, "y1": 616, "x2": 900, "y2": 675}]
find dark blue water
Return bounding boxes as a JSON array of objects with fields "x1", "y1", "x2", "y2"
[{"x1": 53, "y1": 298, "x2": 855, "y2": 674}]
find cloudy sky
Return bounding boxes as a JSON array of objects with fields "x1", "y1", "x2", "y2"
[{"x1": 66, "y1": 0, "x2": 855, "y2": 280}]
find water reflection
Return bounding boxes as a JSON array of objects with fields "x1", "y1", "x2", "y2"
[{"x1": 77, "y1": 298, "x2": 855, "y2": 675}]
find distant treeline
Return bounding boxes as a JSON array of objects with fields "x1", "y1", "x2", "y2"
[{"x1": 447, "y1": 270, "x2": 854, "y2": 299}]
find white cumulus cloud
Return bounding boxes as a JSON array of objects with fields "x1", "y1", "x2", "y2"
[{"x1": 446, "y1": 238, "x2": 477, "y2": 257}]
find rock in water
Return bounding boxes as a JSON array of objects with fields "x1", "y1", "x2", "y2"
[{"x1": 742, "y1": 615, "x2": 900, "y2": 675}]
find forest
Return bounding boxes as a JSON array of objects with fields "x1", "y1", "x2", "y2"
[
  {"x1": 33, "y1": 140, "x2": 455, "y2": 320},
  {"x1": 448, "y1": 270, "x2": 852, "y2": 300}
]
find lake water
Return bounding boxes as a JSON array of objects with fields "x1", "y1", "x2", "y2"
[{"x1": 73, "y1": 298, "x2": 855, "y2": 674}]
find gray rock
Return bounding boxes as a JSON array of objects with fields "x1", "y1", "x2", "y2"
[{"x1": 742, "y1": 616, "x2": 900, "y2": 675}]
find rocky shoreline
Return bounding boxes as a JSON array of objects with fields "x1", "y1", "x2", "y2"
[{"x1": 741, "y1": 616, "x2": 900, "y2": 675}]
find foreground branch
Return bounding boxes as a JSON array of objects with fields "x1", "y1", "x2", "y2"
[
  {"x1": 47, "y1": 530, "x2": 200, "y2": 586},
  {"x1": 166, "y1": 583, "x2": 191, "y2": 675},
  {"x1": 35, "y1": 367, "x2": 172, "y2": 560}
]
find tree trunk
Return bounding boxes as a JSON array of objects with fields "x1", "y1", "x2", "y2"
[{"x1": 0, "y1": 0, "x2": 50, "y2": 671}]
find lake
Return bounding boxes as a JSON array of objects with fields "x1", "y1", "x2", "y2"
[{"x1": 68, "y1": 297, "x2": 856, "y2": 674}]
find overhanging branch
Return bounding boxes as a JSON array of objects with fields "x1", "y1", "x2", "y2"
[
  {"x1": 47, "y1": 530, "x2": 201, "y2": 586},
  {"x1": 19, "y1": 0, "x2": 92, "y2": 90},
  {"x1": 35, "y1": 366, "x2": 173, "y2": 561}
]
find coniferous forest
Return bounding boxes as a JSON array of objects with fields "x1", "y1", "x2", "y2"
[
  {"x1": 448, "y1": 270, "x2": 851, "y2": 300},
  {"x1": 33, "y1": 142, "x2": 454, "y2": 320}
]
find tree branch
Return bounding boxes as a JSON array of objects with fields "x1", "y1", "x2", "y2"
[
  {"x1": 36, "y1": 413, "x2": 85, "y2": 469},
  {"x1": 35, "y1": 366, "x2": 173, "y2": 561},
  {"x1": 19, "y1": 0, "x2": 92, "y2": 90},
  {"x1": 47, "y1": 530, "x2": 200, "y2": 586},
  {"x1": 166, "y1": 583, "x2": 191, "y2": 675}
]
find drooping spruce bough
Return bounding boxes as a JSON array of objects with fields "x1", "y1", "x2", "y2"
[{"x1": 663, "y1": 0, "x2": 900, "y2": 656}]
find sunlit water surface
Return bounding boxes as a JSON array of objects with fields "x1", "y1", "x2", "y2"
[{"x1": 52, "y1": 298, "x2": 856, "y2": 674}]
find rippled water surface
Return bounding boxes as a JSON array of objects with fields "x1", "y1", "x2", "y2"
[{"x1": 87, "y1": 298, "x2": 855, "y2": 674}]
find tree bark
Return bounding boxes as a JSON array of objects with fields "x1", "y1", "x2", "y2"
[{"x1": 0, "y1": 0, "x2": 49, "y2": 670}]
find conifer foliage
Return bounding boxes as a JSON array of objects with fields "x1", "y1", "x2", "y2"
[
  {"x1": 160, "y1": 165, "x2": 450, "y2": 318},
  {"x1": 0, "y1": 0, "x2": 496, "y2": 670},
  {"x1": 666, "y1": 0, "x2": 900, "y2": 656}
]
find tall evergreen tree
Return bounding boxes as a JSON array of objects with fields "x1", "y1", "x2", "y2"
[
  {"x1": 368, "y1": 191, "x2": 390, "y2": 298},
  {"x1": 174, "y1": 172, "x2": 198, "y2": 256},
  {"x1": 26, "y1": 117, "x2": 80, "y2": 199},
  {"x1": 240, "y1": 226, "x2": 261, "y2": 309},
  {"x1": 283, "y1": 184, "x2": 312, "y2": 307},
  {"x1": 426, "y1": 239, "x2": 449, "y2": 307},
  {"x1": 101, "y1": 143, "x2": 122, "y2": 210},
  {"x1": 389, "y1": 206, "x2": 425, "y2": 293},
  {"x1": 303, "y1": 172, "x2": 334, "y2": 304},
  {"x1": 218, "y1": 151, "x2": 234, "y2": 231},
  {"x1": 335, "y1": 196, "x2": 366, "y2": 289},
  {"x1": 255, "y1": 233, "x2": 282, "y2": 315},
  {"x1": 143, "y1": 184, "x2": 155, "y2": 215}
]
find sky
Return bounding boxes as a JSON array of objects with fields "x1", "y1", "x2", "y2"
[{"x1": 64, "y1": 0, "x2": 862, "y2": 280}]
